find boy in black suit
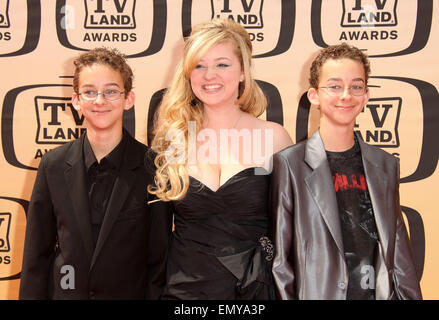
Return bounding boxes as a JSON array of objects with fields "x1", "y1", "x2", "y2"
[{"x1": 19, "y1": 47, "x2": 172, "y2": 299}]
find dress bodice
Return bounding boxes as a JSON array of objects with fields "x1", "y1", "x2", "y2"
[{"x1": 163, "y1": 167, "x2": 274, "y2": 300}]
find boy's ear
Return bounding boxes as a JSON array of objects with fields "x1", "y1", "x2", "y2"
[
  {"x1": 307, "y1": 87, "x2": 320, "y2": 106},
  {"x1": 364, "y1": 86, "x2": 371, "y2": 105},
  {"x1": 71, "y1": 93, "x2": 81, "y2": 111},
  {"x1": 124, "y1": 91, "x2": 135, "y2": 110}
]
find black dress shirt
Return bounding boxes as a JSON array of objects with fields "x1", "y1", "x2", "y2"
[{"x1": 83, "y1": 133, "x2": 127, "y2": 248}]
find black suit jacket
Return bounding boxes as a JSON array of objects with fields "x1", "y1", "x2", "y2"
[{"x1": 19, "y1": 132, "x2": 172, "y2": 299}]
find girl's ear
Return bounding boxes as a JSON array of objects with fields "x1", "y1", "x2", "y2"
[{"x1": 239, "y1": 70, "x2": 244, "y2": 82}]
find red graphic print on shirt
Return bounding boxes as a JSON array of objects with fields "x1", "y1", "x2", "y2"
[{"x1": 332, "y1": 173, "x2": 367, "y2": 192}]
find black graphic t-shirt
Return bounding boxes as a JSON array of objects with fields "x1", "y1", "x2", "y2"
[{"x1": 326, "y1": 138, "x2": 379, "y2": 300}]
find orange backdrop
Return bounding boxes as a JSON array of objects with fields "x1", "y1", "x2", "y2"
[{"x1": 1, "y1": 0, "x2": 438, "y2": 299}]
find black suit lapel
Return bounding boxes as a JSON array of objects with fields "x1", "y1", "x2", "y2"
[
  {"x1": 64, "y1": 137, "x2": 94, "y2": 263},
  {"x1": 90, "y1": 135, "x2": 140, "y2": 270}
]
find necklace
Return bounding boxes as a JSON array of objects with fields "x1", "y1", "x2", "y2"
[
  {"x1": 204, "y1": 110, "x2": 243, "y2": 130},
  {"x1": 232, "y1": 111, "x2": 242, "y2": 129}
]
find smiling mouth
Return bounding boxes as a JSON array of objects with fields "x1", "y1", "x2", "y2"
[
  {"x1": 202, "y1": 84, "x2": 223, "y2": 92},
  {"x1": 93, "y1": 110, "x2": 110, "y2": 115},
  {"x1": 335, "y1": 105, "x2": 355, "y2": 110}
]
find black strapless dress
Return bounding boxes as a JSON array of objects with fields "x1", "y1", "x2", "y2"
[{"x1": 162, "y1": 167, "x2": 275, "y2": 300}]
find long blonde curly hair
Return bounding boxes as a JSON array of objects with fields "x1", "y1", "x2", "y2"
[{"x1": 148, "y1": 18, "x2": 267, "y2": 201}]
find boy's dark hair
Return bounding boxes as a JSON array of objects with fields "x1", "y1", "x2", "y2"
[
  {"x1": 309, "y1": 42, "x2": 371, "y2": 88},
  {"x1": 73, "y1": 47, "x2": 134, "y2": 94}
]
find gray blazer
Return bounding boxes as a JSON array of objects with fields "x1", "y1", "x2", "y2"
[{"x1": 270, "y1": 130, "x2": 422, "y2": 300}]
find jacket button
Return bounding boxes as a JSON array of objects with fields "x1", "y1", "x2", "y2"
[{"x1": 338, "y1": 282, "x2": 346, "y2": 289}]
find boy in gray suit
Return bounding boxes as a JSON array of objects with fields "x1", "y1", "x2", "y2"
[{"x1": 270, "y1": 43, "x2": 422, "y2": 300}]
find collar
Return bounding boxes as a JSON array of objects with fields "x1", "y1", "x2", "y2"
[{"x1": 83, "y1": 131, "x2": 127, "y2": 172}]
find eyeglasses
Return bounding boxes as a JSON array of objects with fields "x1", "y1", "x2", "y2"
[
  {"x1": 318, "y1": 85, "x2": 367, "y2": 96},
  {"x1": 79, "y1": 89, "x2": 125, "y2": 101}
]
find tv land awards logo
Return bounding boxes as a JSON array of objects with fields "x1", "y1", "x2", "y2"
[
  {"x1": 84, "y1": 0, "x2": 136, "y2": 29},
  {"x1": 0, "y1": 0, "x2": 40, "y2": 57},
  {"x1": 0, "y1": 197, "x2": 28, "y2": 281},
  {"x1": 55, "y1": 0, "x2": 166, "y2": 57},
  {"x1": 182, "y1": 0, "x2": 295, "y2": 58},
  {"x1": 341, "y1": 0, "x2": 397, "y2": 28},
  {"x1": 354, "y1": 97, "x2": 401, "y2": 148},
  {"x1": 1, "y1": 83, "x2": 135, "y2": 170},
  {"x1": 0, "y1": 0, "x2": 10, "y2": 28},
  {"x1": 35, "y1": 96, "x2": 86, "y2": 145},
  {"x1": 211, "y1": 0, "x2": 264, "y2": 29},
  {"x1": 0, "y1": 212, "x2": 12, "y2": 275},
  {"x1": 339, "y1": 0, "x2": 398, "y2": 42},
  {"x1": 311, "y1": 0, "x2": 432, "y2": 57},
  {"x1": 0, "y1": 213, "x2": 11, "y2": 254}
]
